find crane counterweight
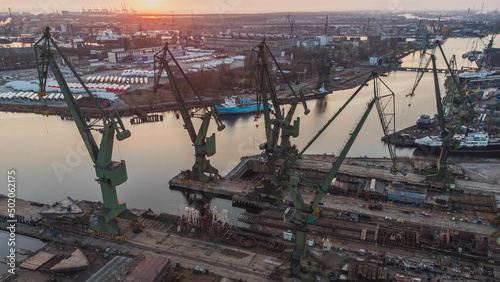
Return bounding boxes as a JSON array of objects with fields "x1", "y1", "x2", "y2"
[{"x1": 152, "y1": 43, "x2": 225, "y2": 183}]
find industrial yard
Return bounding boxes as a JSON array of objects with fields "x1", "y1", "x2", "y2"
[
  {"x1": 1, "y1": 4, "x2": 500, "y2": 282},
  {"x1": 2, "y1": 154, "x2": 500, "y2": 281}
]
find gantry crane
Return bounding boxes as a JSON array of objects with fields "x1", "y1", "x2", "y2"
[
  {"x1": 152, "y1": 43, "x2": 225, "y2": 183},
  {"x1": 35, "y1": 27, "x2": 138, "y2": 236},
  {"x1": 276, "y1": 72, "x2": 399, "y2": 281},
  {"x1": 253, "y1": 40, "x2": 309, "y2": 196}
]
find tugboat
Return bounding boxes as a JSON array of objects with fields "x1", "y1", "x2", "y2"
[
  {"x1": 215, "y1": 96, "x2": 272, "y2": 115},
  {"x1": 416, "y1": 114, "x2": 436, "y2": 129}
]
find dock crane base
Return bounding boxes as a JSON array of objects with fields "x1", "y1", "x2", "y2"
[
  {"x1": 276, "y1": 188, "x2": 322, "y2": 281},
  {"x1": 91, "y1": 207, "x2": 138, "y2": 235},
  {"x1": 275, "y1": 265, "x2": 317, "y2": 282},
  {"x1": 275, "y1": 72, "x2": 401, "y2": 279},
  {"x1": 252, "y1": 40, "x2": 310, "y2": 197},
  {"x1": 425, "y1": 175, "x2": 455, "y2": 184},
  {"x1": 35, "y1": 27, "x2": 137, "y2": 237},
  {"x1": 152, "y1": 43, "x2": 225, "y2": 183},
  {"x1": 424, "y1": 168, "x2": 455, "y2": 184}
]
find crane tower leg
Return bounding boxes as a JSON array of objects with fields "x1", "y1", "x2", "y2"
[{"x1": 89, "y1": 123, "x2": 138, "y2": 235}]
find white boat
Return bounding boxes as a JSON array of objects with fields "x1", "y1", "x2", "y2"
[{"x1": 415, "y1": 132, "x2": 500, "y2": 152}]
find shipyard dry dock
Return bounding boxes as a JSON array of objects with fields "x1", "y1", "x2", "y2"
[
  {"x1": 2, "y1": 156, "x2": 500, "y2": 281},
  {"x1": 0, "y1": 197, "x2": 286, "y2": 282},
  {"x1": 169, "y1": 155, "x2": 500, "y2": 280},
  {"x1": 170, "y1": 155, "x2": 500, "y2": 208}
]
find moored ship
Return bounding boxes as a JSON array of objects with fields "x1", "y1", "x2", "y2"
[
  {"x1": 416, "y1": 114, "x2": 436, "y2": 129},
  {"x1": 215, "y1": 96, "x2": 272, "y2": 115}
]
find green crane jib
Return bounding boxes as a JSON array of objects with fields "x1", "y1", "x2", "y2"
[
  {"x1": 426, "y1": 52, "x2": 474, "y2": 183},
  {"x1": 408, "y1": 40, "x2": 463, "y2": 104},
  {"x1": 277, "y1": 72, "x2": 398, "y2": 281},
  {"x1": 426, "y1": 41, "x2": 473, "y2": 183},
  {"x1": 152, "y1": 43, "x2": 225, "y2": 183},
  {"x1": 253, "y1": 40, "x2": 309, "y2": 196},
  {"x1": 35, "y1": 27, "x2": 137, "y2": 236},
  {"x1": 278, "y1": 72, "x2": 398, "y2": 179},
  {"x1": 260, "y1": 40, "x2": 310, "y2": 159},
  {"x1": 407, "y1": 40, "x2": 470, "y2": 183},
  {"x1": 254, "y1": 40, "x2": 285, "y2": 196}
]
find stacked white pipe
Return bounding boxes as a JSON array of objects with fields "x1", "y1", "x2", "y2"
[
  {"x1": 33, "y1": 81, "x2": 132, "y2": 93},
  {"x1": 5, "y1": 81, "x2": 41, "y2": 92},
  {"x1": 120, "y1": 69, "x2": 165, "y2": 78},
  {"x1": 45, "y1": 82, "x2": 88, "y2": 93},
  {"x1": 85, "y1": 83, "x2": 131, "y2": 92},
  {"x1": 89, "y1": 73, "x2": 152, "y2": 82},
  {"x1": 0, "y1": 92, "x2": 82, "y2": 102}
]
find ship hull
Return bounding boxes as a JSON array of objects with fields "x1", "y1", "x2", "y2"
[
  {"x1": 415, "y1": 144, "x2": 500, "y2": 154},
  {"x1": 416, "y1": 122, "x2": 435, "y2": 129},
  {"x1": 216, "y1": 104, "x2": 272, "y2": 116}
]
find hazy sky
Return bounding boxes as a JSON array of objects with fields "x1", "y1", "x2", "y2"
[{"x1": 3, "y1": 0, "x2": 499, "y2": 14}]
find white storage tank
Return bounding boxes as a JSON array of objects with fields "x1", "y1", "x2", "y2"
[
  {"x1": 6, "y1": 92, "x2": 17, "y2": 100},
  {"x1": 29, "y1": 93, "x2": 39, "y2": 101}
]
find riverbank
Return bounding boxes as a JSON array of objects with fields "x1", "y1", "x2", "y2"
[
  {"x1": 0, "y1": 64, "x2": 394, "y2": 118},
  {"x1": 329, "y1": 66, "x2": 393, "y2": 91},
  {"x1": 0, "y1": 91, "x2": 214, "y2": 118},
  {"x1": 3, "y1": 153, "x2": 500, "y2": 281}
]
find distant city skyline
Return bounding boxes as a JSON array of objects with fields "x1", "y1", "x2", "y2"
[{"x1": 2, "y1": 0, "x2": 499, "y2": 15}]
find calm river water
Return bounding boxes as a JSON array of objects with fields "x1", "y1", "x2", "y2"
[{"x1": 0, "y1": 37, "x2": 494, "y2": 222}]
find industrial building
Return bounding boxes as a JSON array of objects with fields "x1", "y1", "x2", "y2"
[
  {"x1": 125, "y1": 257, "x2": 172, "y2": 282},
  {"x1": 107, "y1": 45, "x2": 183, "y2": 64},
  {"x1": 204, "y1": 35, "x2": 293, "y2": 55}
]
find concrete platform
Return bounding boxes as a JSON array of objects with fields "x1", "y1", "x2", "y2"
[
  {"x1": 169, "y1": 156, "x2": 500, "y2": 211},
  {"x1": 0, "y1": 197, "x2": 45, "y2": 224}
]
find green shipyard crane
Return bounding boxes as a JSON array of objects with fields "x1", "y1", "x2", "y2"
[
  {"x1": 34, "y1": 27, "x2": 138, "y2": 236},
  {"x1": 424, "y1": 53, "x2": 462, "y2": 183},
  {"x1": 253, "y1": 40, "x2": 309, "y2": 196},
  {"x1": 152, "y1": 43, "x2": 225, "y2": 183},
  {"x1": 257, "y1": 40, "x2": 310, "y2": 159},
  {"x1": 423, "y1": 41, "x2": 473, "y2": 182},
  {"x1": 276, "y1": 72, "x2": 399, "y2": 281},
  {"x1": 407, "y1": 40, "x2": 470, "y2": 183},
  {"x1": 277, "y1": 72, "x2": 398, "y2": 180}
]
